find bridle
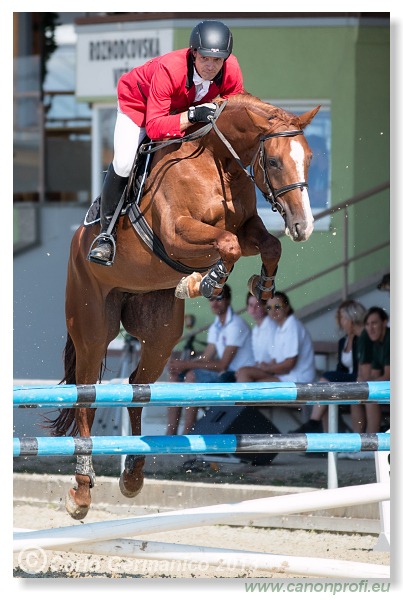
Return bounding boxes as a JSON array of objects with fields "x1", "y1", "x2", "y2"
[
  {"x1": 208, "y1": 119, "x2": 308, "y2": 218},
  {"x1": 252, "y1": 130, "x2": 308, "y2": 216}
]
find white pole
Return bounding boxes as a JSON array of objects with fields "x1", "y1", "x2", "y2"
[
  {"x1": 327, "y1": 404, "x2": 339, "y2": 488},
  {"x1": 374, "y1": 432, "x2": 390, "y2": 552},
  {"x1": 91, "y1": 105, "x2": 102, "y2": 199},
  {"x1": 13, "y1": 533, "x2": 390, "y2": 579},
  {"x1": 13, "y1": 482, "x2": 389, "y2": 552}
]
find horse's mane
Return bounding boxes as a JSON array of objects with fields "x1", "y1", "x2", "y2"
[{"x1": 217, "y1": 93, "x2": 299, "y2": 129}]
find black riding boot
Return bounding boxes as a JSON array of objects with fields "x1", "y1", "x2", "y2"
[{"x1": 88, "y1": 164, "x2": 128, "y2": 266}]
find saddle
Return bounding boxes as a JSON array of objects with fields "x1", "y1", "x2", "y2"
[{"x1": 84, "y1": 141, "x2": 152, "y2": 227}]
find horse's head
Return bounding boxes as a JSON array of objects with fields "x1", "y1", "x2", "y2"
[{"x1": 246, "y1": 103, "x2": 320, "y2": 242}]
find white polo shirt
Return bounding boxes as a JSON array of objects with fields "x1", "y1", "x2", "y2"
[
  {"x1": 252, "y1": 316, "x2": 278, "y2": 363},
  {"x1": 207, "y1": 307, "x2": 255, "y2": 372},
  {"x1": 272, "y1": 313, "x2": 316, "y2": 383}
]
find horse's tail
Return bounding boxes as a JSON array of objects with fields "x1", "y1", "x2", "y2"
[
  {"x1": 43, "y1": 332, "x2": 79, "y2": 436},
  {"x1": 43, "y1": 332, "x2": 107, "y2": 436},
  {"x1": 61, "y1": 331, "x2": 77, "y2": 385}
]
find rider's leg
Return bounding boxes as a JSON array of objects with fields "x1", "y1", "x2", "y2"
[
  {"x1": 88, "y1": 109, "x2": 145, "y2": 265},
  {"x1": 88, "y1": 164, "x2": 129, "y2": 264}
]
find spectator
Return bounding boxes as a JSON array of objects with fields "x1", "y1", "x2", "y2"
[
  {"x1": 245, "y1": 292, "x2": 277, "y2": 365},
  {"x1": 236, "y1": 291, "x2": 316, "y2": 384},
  {"x1": 166, "y1": 284, "x2": 254, "y2": 434},
  {"x1": 377, "y1": 273, "x2": 390, "y2": 292},
  {"x1": 351, "y1": 307, "x2": 390, "y2": 434},
  {"x1": 289, "y1": 299, "x2": 366, "y2": 434}
]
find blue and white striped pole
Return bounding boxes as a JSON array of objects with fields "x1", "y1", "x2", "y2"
[
  {"x1": 13, "y1": 432, "x2": 390, "y2": 457},
  {"x1": 13, "y1": 381, "x2": 390, "y2": 408}
]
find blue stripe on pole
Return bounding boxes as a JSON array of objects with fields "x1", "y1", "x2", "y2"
[
  {"x1": 13, "y1": 438, "x2": 20, "y2": 456},
  {"x1": 306, "y1": 433, "x2": 363, "y2": 452},
  {"x1": 13, "y1": 433, "x2": 390, "y2": 457},
  {"x1": 13, "y1": 381, "x2": 390, "y2": 408},
  {"x1": 367, "y1": 381, "x2": 390, "y2": 400},
  {"x1": 376, "y1": 433, "x2": 391, "y2": 452}
]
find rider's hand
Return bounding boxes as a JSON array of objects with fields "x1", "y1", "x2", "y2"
[{"x1": 188, "y1": 103, "x2": 217, "y2": 123}]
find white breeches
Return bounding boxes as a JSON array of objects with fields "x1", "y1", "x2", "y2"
[{"x1": 112, "y1": 107, "x2": 146, "y2": 177}]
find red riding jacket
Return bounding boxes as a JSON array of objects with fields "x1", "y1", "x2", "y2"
[{"x1": 117, "y1": 48, "x2": 244, "y2": 140}]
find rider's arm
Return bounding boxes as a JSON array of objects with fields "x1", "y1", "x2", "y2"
[{"x1": 179, "y1": 111, "x2": 192, "y2": 131}]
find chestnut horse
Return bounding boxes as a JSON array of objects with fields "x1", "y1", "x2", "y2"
[{"x1": 50, "y1": 94, "x2": 320, "y2": 519}]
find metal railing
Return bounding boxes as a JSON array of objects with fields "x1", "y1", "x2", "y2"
[{"x1": 278, "y1": 181, "x2": 390, "y2": 301}]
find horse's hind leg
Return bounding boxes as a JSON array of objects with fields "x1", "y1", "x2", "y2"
[
  {"x1": 119, "y1": 290, "x2": 184, "y2": 498},
  {"x1": 64, "y1": 282, "x2": 122, "y2": 519},
  {"x1": 65, "y1": 407, "x2": 97, "y2": 519},
  {"x1": 119, "y1": 407, "x2": 145, "y2": 498}
]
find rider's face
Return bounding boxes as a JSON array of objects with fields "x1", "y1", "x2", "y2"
[{"x1": 193, "y1": 50, "x2": 224, "y2": 81}]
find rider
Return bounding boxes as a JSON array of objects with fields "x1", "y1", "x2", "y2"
[{"x1": 88, "y1": 20, "x2": 245, "y2": 266}]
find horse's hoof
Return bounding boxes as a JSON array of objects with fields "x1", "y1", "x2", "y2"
[
  {"x1": 119, "y1": 455, "x2": 145, "y2": 498},
  {"x1": 65, "y1": 488, "x2": 90, "y2": 520},
  {"x1": 175, "y1": 277, "x2": 190, "y2": 299},
  {"x1": 247, "y1": 274, "x2": 259, "y2": 297},
  {"x1": 118, "y1": 472, "x2": 144, "y2": 498}
]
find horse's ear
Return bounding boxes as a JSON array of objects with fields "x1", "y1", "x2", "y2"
[
  {"x1": 245, "y1": 108, "x2": 272, "y2": 133},
  {"x1": 299, "y1": 105, "x2": 321, "y2": 129}
]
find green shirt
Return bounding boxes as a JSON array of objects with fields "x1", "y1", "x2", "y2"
[{"x1": 358, "y1": 328, "x2": 390, "y2": 374}]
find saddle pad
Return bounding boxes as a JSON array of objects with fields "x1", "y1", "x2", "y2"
[
  {"x1": 83, "y1": 196, "x2": 101, "y2": 225},
  {"x1": 83, "y1": 196, "x2": 129, "y2": 227}
]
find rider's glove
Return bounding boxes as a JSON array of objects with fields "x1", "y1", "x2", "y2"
[{"x1": 188, "y1": 103, "x2": 217, "y2": 123}]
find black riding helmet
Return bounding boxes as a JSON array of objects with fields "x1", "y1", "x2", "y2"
[{"x1": 189, "y1": 20, "x2": 233, "y2": 60}]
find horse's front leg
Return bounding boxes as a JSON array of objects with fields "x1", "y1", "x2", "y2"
[
  {"x1": 237, "y1": 214, "x2": 282, "y2": 301},
  {"x1": 172, "y1": 217, "x2": 242, "y2": 299}
]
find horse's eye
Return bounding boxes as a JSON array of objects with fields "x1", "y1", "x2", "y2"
[{"x1": 268, "y1": 158, "x2": 278, "y2": 168}]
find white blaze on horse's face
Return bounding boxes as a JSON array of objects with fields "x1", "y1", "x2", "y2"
[{"x1": 286, "y1": 139, "x2": 314, "y2": 241}]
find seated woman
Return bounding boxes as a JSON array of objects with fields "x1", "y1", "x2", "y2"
[
  {"x1": 236, "y1": 291, "x2": 316, "y2": 384},
  {"x1": 290, "y1": 299, "x2": 366, "y2": 433}
]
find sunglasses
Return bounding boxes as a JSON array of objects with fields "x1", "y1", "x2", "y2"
[{"x1": 267, "y1": 304, "x2": 284, "y2": 311}]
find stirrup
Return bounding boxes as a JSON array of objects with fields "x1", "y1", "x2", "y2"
[{"x1": 87, "y1": 233, "x2": 116, "y2": 267}]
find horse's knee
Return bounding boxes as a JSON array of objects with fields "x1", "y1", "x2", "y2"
[{"x1": 216, "y1": 232, "x2": 242, "y2": 263}]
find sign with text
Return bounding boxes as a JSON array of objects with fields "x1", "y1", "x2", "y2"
[{"x1": 76, "y1": 28, "x2": 173, "y2": 100}]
